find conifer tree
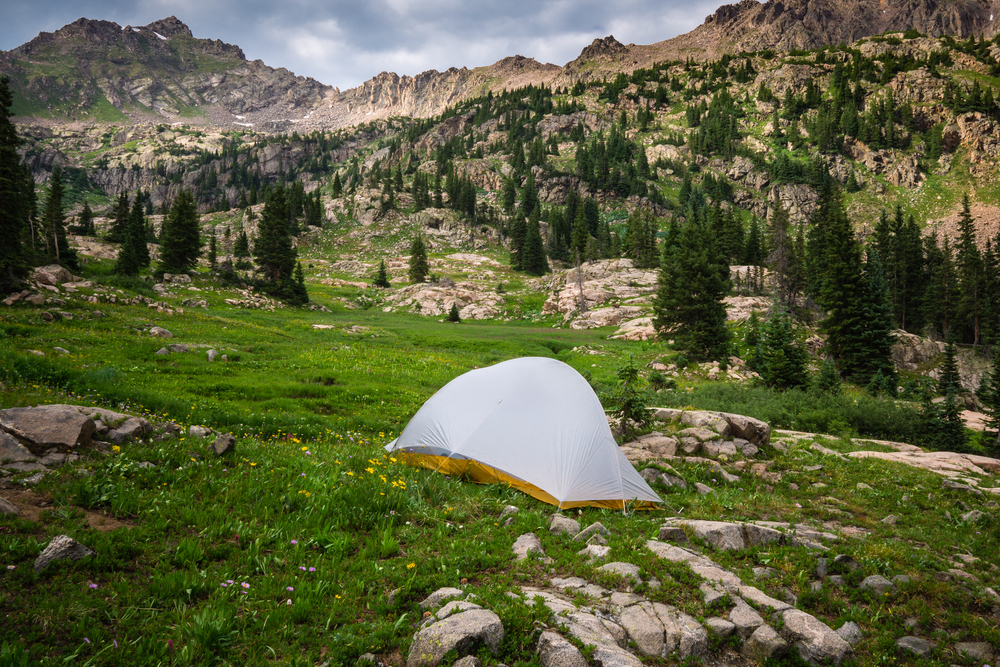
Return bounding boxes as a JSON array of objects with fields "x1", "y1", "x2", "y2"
[
  {"x1": 372, "y1": 259, "x2": 391, "y2": 288},
  {"x1": 447, "y1": 302, "x2": 461, "y2": 323},
  {"x1": 157, "y1": 190, "x2": 201, "y2": 275},
  {"x1": 41, "y1": 165, "x2": 78, "y2": 271},
  {"x1": 856, "y1": 249, "x2": 897, "y2": 390},
  {"x1": 653, "y1": 215, "x2": 731, "y2": 361},
  {"x1": 977, "y1": 346, "x2": 1000, "y2": 454},
  {"x1": 816, "y1": 358, "x2": 842, "y2": 394},
  {"x1": 289, "y1": 261, "x2": 309, "y2": 305},
  {"x1": 254, "y1": 187, "x2": 296, "y2": 284},
  {"x1": 115, "y1": 192, "x2": 151, "y2": 276},
  {"x1": 408, "y1": 235, "x2": 429, "y2": 283},
  {"x1": 501, "y1": 177, "x2": 516, "y2": 214},
  {"x1": 924, "y1": 233, "x2": 958, "y2": 340},
  {"x1": 938, "y1": 340, "x2": 961, "y2": 396},
  {"x1": 0, "y1": 75, "x2": 28, "y2": 292},
  {"x1": 570, "y1": 205, "x2": 589, "y2": 262},
  {"x1": 108, "y1": 192, "x2": 130, "y2": 243},
  {"x1": 208, "y1": 230, "x2": 218, "y2": 270},
  {"x1": 758, "y1": 304, "x2": 809, "y2": 390},
  {"x1": 508, "y1": 215, "x2": 527, "y2": 270},
  {"x1": 521, "y1": 212, "x2": 549, "y2": 276},
  {"x1": 956, "y1": 194, "x2": 984, "y2": 345},
  {"x1": 233, "y1": 229, "x2": 251, "y2": 267},
  {"x1": 766, "y1": 199, "x2": 799, "y2": 307},
  {"x1": 331, "y1": 173, "x2": 343, "y2": 198},
  {"x1": 77, "y1": 200, "x2": 94, "y2": 236}
]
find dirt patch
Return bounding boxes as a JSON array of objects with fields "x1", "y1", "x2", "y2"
[
  {"x1": 927, "y1": 203, "x2": 1000, "y2": 249},
  {"x1": 0, "y1": 489, "x2": 132, "y2": 532}
]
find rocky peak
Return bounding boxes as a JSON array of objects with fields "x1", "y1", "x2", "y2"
[
  {"x1": 578, "y1": 35, "x2": 628, "y2": 60},
  {"x1": 144, "y1": 16, "x2": 194, "y2": 39}
]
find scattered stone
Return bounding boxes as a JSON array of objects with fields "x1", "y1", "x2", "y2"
[
  {"x1": 704, "y1": 617, "x2": 736, "y2": 638},
  {"x1": 537, "y1": 631, "x2": 587, "y2": 667},
  {"x1": 207, "y1": 349, "x2": 218, "y2": 362},
  {"x1": 892, "y1": 574, "x2": 911, "y2": 585},
  {"x1": 658, "y1": 525, "x2": 690, "y2": 545},
  {"x1": 942, "y1": 479, "x2": 983, "y2": 496},
  {"x1": 780, "y1": 609, "x2": 853, "y2": 666},
  {"x1": 729, "y1": 597, "x2": 765, "y2": 639},
  {"x1": 953, "y1": 641, "x2": 994, "y2": 663},
  {"x1": 452, "y1": 656, "x2": 481, "y2": 667},
  {"x1": 155, "y1": 347, "x2": 170, "y2": 355},
  {"x1": 856, "y1": 482, "x2": 873, "y2": 490},
  {"x1": 836, "y1": 622, "x2": 863, "y2": 646},
  {"x1": 188, "y1": 426, "x2": 213, "y2": 438},
  {"x1": 694, "y1": 482, "x2": 715, "y2": 495},
  {"x1": 620, "y1": 602, "x2": 666, "y2": 656},
  {"x1": 577, "y1": 544, "x2": 611, "y2": 561},
  {"x1": 880, "y1": 515, "x2": 897, "y2": 525},
  {"x1": 896, "y1": 636, "x2": 936, "y2": 659},
  {"x1": 34, "y1": 535, "x2": 95, "y2": 573},
  {"x1": 498, "y1": 505, "x2": 519, "y2": 526},
  {"x1": 598, "y1": 562, "x2": 641, "y2": 583},
  {"x1": 960, "y1": 510, "x2": 985, "y2": 522},
  {"x1": 407, "y1": 609, "x2": 503, "y2": 667},
  {"x1": 0, "y1": 432, "x2": 36, "y2": 463},
  {"x1": 149, "y1": 326, "x2": 173, "y2": 338},
  {"x1": 859, "y1": 575, "x2": 896, "y2": 596},
  {"x1": 827, "y1": 575, "x2": 846, "y2": 587},
  {"x1": 700, "y1": 583, "x2": 727, "y2": 605},
  {"x1": 512, "y1": 533, "x2": 545, "y2": 561},
  {"x1": 418, "y1": 587, "x2": 465, "y2": 610},
  {"x1": 52, "y1": 347, "x2": 69, "y2": 355},
  {"x1": 586, "y1": 533, "x2": 608, "y2": 546},
  {"x1": 833, "y1": 555, "x2": 859, "y2": 572},
  {"x1": 549, "y1": 514, "x2": 580, "y2": 536},
  {"x1": 168, "y1": 344, "x2": 190, "y2": 353},
  {"x1": 2, "y1": 461, "x2": 48, "y2": 473},
  {"x1": 742, "y1": 625, "x2": 788, "y2": 661},
  {"x1": 0, "y1": 405, "x2": 96, "y2": 451},
  {"x1": 212, "y1": 434, "x2": 236, "y2": 456},
  {"x1": 573, "y1": 521, "x2": 609, "y2": 542},
  {"x1": 816, "y1": 558, "x2": 829, "y2": 578},
  {"x1": 0, "y1": 496, "x2": 19, "y2": 516}
]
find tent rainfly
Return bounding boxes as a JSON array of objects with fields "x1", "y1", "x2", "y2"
[{"x1": 384, "y1": 356, "x2": 662, "y2": 510}]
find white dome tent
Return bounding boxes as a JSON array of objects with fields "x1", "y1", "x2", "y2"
[{"x1": 385, "y1": 357, "x2": 662, "y2": 510}]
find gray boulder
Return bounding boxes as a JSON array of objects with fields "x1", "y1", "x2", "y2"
[
  {"x1": 0, "y1": 405, "x2": 96, "y2": 451},
  {"x1": 620, "y1": 603, "x2": 665, "y2": 656},
  {"x1": 896, "y1": 636, "x2": 935, "y2": 658},
  {"x1": 704, "y1": 617, "x2": 735, "y2": 637},
  {"x1": 0, "y1": 496, "x2": 19, "y2": 516},
  {"x1": 512, "y1": 533, "x2": 545, "y2": 560},
  {"x1": 859, "y1": 574, "x2": 896, "y2": 596},
  {"x1": 780, "y1": 609, "x2": 853, "y2": 666},
  {"x1": 537, "y1": 631, "x2": 587, "y2": 667},
  {"x1": 729, "y1": 597, "x2": 765, "y2": 639},
  {"x1": 836, "y1": 622, "x2": 863, "y2": 646},
  {"x1": 953, "y1": 641, "x2": 994, "y2": 663},
  {"x1": 34, "y1": 535, "x2": 94, "y2": 573},
  {"x1": 149, "y1": 326, "x2": 173, "y2": 338},
  {"x1": 742, "y1": 625, "x2": 788, "y2": 661},
  {"x1": 406, "y1": 609, "x2": 503, "y2": 667},
  {"x1": 189, "y1": 426, "x2": 213, "y2": 438},
  {"x1": 598, "y1": 562, "x2": 641, "y2": 583},
  {"x1": 499, "y1": 505, "x2": 519, "y2": 526},
  {"x1": 573, "y1": 521, "x2": 609, "y2": 542},
  {"x1": 418, "y1": 587, "x2": 465, "y2": 610},
  {"x1": 452, "y1": 657, "x2": 481, "y2": 667},
  {"x1": 212, "y1": 434, "x2": 236, "y2": 456},
  {"x1": 1, "y1": 432, "x2": 36, "y2": 463},
  {"x1": 549, "y1": 514, "x2": 580, "y2": 536}
]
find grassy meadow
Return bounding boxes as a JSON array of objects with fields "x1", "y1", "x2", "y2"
[{"x1": 2, "y1": 265, "x2": 1000, "y2": 667}]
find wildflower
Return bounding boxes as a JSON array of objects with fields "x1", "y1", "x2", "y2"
[
  {"x1": 795, "y1": 503, "x2": 802, "y2": 508},
  {"x1": 300, "y1": 566, "x2": 307, "y2": 571},
  {"x1": 227, "y1": 579, "x2": 234, "y2": 584},
  {"x1": 89, "y1": 583, "x2": 98, "y2": 589},
  {"x1": 83, "y1": 638, "x2": 90, "y2": 644},
  {"x1": 250, "y1": 462, "x2": 257, "y2": 467},
  {"x1": 308, "y1": 567, "x2": 316, "y2": 572},
  {"x1": 287, "y1": 586, "x2": 294, "y2": 591},
  {"x1": 6, "y1": 565, "x2": 14, "y2": 570},
  {"x1": 335, "y1": 594, "x2": 341, "y2": 599},
  {"x1": 241, "y1": 582, "x2": 250, "y2": 589},
  {"x1": 301, "y1": 446, "x2": 308, "y2": 451},
  {"x1": 221, "y1": 583, "x2": 228, "y2": 587},
  {"x1": 112, "y1": 445, "x2": 121, "y2": 452},
  {"x1": 286, "y1": 599, "x2": 292, "y2": 605},
  {"x1": 301, "y1": 473, "x2": 306, "y2": 477},
  {"x1": 407, "y1": 562, "x2": 415, "y2": 569},
  {"x1": 291, "y1": 540, "x2": 298, "y2": 545},
  {"x1": 305, "y1": 451, "x2": 311, "y2": 456},
  {"x1": 114, "y1": 640, "x2": 118, "y2": 648}
]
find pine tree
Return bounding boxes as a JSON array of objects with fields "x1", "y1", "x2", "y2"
[
  {"x1": 977, "y1": 346, "x2": 1000, "y2": 455},
  {"x1": 938, "y1": 340, "x2": 961, "y2": 396},
  {"x1": 208, "y1": 230, "x2": 218, "y2": 270},
  {"x1": 521, "y1": 212, "x2": 550, "y2": 275},
  {"x1": 816, "y1": 189, "x2": 866, "y2": 379},
  {"x1": 331, "y1": 173, "x2": 343, "y2": 198},
  {"x1": 0, "y1": 75, "x2": 28, "y2": 293},
  {"x1": 254, "y1": 187, "x2": 296, "y2": 283},
  {"x1": 758, "y1": 304, "x2": 810, "y2": 390},
  {"x1": 924, "y1": 233, "x2": 958, "y2": 340},
  {"x1": 40, "y1": 165, "x2": 78, "y2": 271},
  {"x1": 653, "y1": 215, "x2": 732, "y2": 361},
  {"x1": 77, "y1": 200, "x2": 94, "y2": 236},
  {"x1": 956, "y1": 194, "x2": 984, "y2": 345},
  {"x1": 408, "y1": 235, "x2": 429, "y2": 283},
  {"x1": 501, "y1": 178, "x2": 516, "y2": 214},
  {"x1": 447, "y1": 302, "x2": 461, "y2": 322},
  {"x1": 372, "y1": 259, "x2": 391, "y2": 288},
  {"x1": 766, "y1": 199, "x2": 798, "y2": 307},
  {"x1": 157, "y1": 190, "x2": 202, "y2": 276},
  {"x1": 612, "y1": 355, "x2": 651, "y2": 440},
  {"x1": 233, "y1": 229, "x2": 251, "y2": 266},
  {"x1": 816, "y1": 358, "x2": 842, "y2": 393},
  {"x1": 108, "y1": 192, "x2": 130, "y2": 243},
  {"x1": 115, "y1": 192, "x2": 151, "y2": 276},
  {"x1": 289, "y1": 261, "x2": 309, "y2": 305},
  {"x1": 508, "y1": 215, "x2": 527, "y2": 270},
  {"x1": 856, "y1": 249, "x2": 898, "y2": 390}
]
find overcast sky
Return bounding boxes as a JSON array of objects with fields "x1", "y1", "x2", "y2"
[{"x1": 1, "y1": 0, "x2": 725, "y2": 90}]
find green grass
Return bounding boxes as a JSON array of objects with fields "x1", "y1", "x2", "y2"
[{"x1": 2, "y1": 268, "x2": 1000, "y2": 667}]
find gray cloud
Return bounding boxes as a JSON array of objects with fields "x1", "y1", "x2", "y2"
[{"x1": 2, "y1": 0, "x2": 724, "y2": 89}]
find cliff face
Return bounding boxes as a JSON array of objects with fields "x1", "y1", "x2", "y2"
[{"x1": 0, "y1": 16, "x2": 330, "y2": 119}]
